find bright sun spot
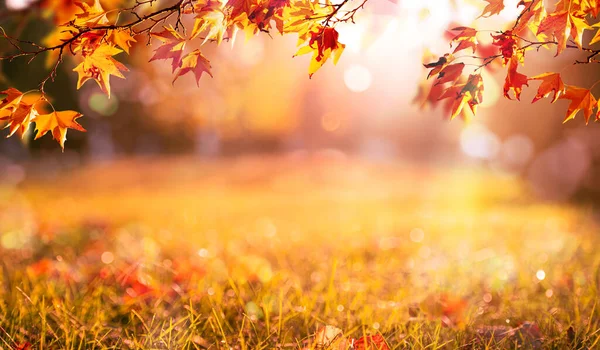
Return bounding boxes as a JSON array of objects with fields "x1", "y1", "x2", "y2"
[
  {"x1": 536, "y1": 269, "x2": 546, "y2": 281},
  {"x1": 6, "y1": 0, "x2": 35, "y2": 10},
  {"x1": 460, "y1": 124, "x2": 500, "y2": 160},
  {"x1": 344, "y1": 64, "x2": 372, "y2": 92}
]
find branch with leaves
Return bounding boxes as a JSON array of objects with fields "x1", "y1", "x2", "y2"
[
  {"x1": 2, "y1": 0, "x2": 600, "y2": 150},
  {"x1": 0, "y1": 0, "x2": 363, "y2": 149},
  {"x1": 419, "y1": 0, "x2": 600, "y2": 123}
]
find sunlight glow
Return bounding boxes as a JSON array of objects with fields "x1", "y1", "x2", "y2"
[
  {"x1": 6, "y1": 0, "x2": 35, "y2": 10},
  {"x1": 344, "y1": 64, "x2": 372, "y2": 92},
  {"x1": 536, "y1": 269, "x2": 546, "y2": 281},
  {"x1": 460, "y1": 124, "x2": 500, "y2": 160}
]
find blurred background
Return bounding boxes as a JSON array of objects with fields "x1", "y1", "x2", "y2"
[{"x1": 1, "y1": 0, "x2": 600, "y2": 202}]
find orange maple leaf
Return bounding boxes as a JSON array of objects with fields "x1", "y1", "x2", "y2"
[
  {"x1": 537, "y1": 11, "x2": 589, "y2": 56},
  {"x1": 173, "y1": 49, "x2": 213, "y2": 86},
  {"x1": 353, "y1": 334, "x2": 390, "y2": 350},
  {"x1": 108, "y1": 29, "x2": 137, "y2": 54},
  {"x1": 450, "y1": 27, "x2": 478, "y2": 54},
  {"x1": 0, "y1": 88, "x2": 24, "y2": 112},
  {"x1": 479, "y1": 0, "x2": 504, "y2": 18},
  {"x1": 529, "y1": 72, "x2": 565, "y2": 103},
  {"x1": 434, "y1": 63, "x2": 465, "y2": 86},
  {"x1": 149, "y1": 25, "x2": 187, "y2": 72},
  {"x1": 491, "y1": 31, "x2": 517, "y2": 64},
  {"x1": 559, "y1": 85, "x2": 597, "y2": 123},
  {"x1": 33, "y1": 110, "x2": 86, "y2": 150},
  {"x1": 73, "y1": 44, "x2": 128, "y2": 98},
  {"x1": 439, "y1": 74, "x2": 484, "y2": 120},
  {"x1": 0, "y1": 102, "x2": 38, "y2": 138},
  {"x1": 503, "y1": 57, "x2": 528, "y2": 100}
]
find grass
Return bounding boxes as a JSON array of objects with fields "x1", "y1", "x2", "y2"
[{"x1": 0, "y1": 155, "x2": 599, "y2": 349}]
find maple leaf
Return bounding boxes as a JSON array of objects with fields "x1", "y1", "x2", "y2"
[
  {"x1": 294, "y1": 27, "x2": 345, "y2": 78},
  {"x1": 503, "y1": 57, "x2": 528, "y2": 100},
  {"x1": 73, "y1": 44, "x2": 129, "y2": 97},
  {"x1": 173, "y1": 50, "x2": 213, "y2": 86},
  {"x1": 33, "y1": 110, "x2": 86, "y2": 150},
  {"x1": 492, "y1": 31, "x2": 517, "y2": 64},
  {"x1": 73, "y1": 0, "x2": 109, "y2": 27},
  {"x1": 0, "y1": 88, "x2": 24, "y2": 112},
  {"x1": 353, "y1": 334, "x2": 390, "y2": 350},
  {"x1": 424, "y1": 53, "x2": 454, "y2": 78},
  {"x1": 513, "y1": 0, "x2": 547, "y2": 41},
  {"x1": 149, "y1": 25, "x2": 187, "y2": 72},
  {"x1": 0, "y1": 102, "x2": 38, "y2": 138},
  {"x1": 108, "y1": 29, "x2": 137, "y2": 54},
  {"x1": 434, "y1": 63, "x2": 465, "y2": 86},
  {"x1": 187, "y1": 0, "x2": 229, "y2": 44},
  {"x1": 536, "y1": 11, "x2": 589, "y2": 55},
  {"x1": 191, "y1": 10, "x2": 228, "y2": 45},
  {"x1": 529, "y1": 72, "x2": 565, "y2": 103},
  {"x1": 479, "y1": 0, "x2": 504, "y2": 18},
  {"x1": 559, "y1": 85, "x2": 597, "y2": 123},
  {"x1": 589, "y1": 22, "x2": 600, "y2": 45},
  {"x1": 450, "y1": 27, "x2": 478, "y2": 54},
  {"x1": 439, "y1": 74, "x2": 484, "y2": 120}
]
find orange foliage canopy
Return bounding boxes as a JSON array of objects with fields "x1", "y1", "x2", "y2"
[
  {"x1": 420, "y1": 0, "x2": 600, "y2": 123},
  {"x1": 1, "y1": 0, "x2": 600, "y2": 149}
]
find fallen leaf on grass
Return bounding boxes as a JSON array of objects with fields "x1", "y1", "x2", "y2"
[
  {"x1": 312, "y1": 325, "x2": 348, "y2": 349},
  {"x1": 353, "y1": 334, "x2": 390, "y2": 350}
]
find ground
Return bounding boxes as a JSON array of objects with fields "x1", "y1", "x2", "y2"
[{"x1": 0, "y1": 155, "x2": 599, "y2": 349}]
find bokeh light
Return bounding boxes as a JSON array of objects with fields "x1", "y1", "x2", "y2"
[{"x1": 344, "y1": 64, "x2": 373, "y2": 92}]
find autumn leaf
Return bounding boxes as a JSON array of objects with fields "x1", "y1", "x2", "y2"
[
  {"x1": 536, "y1": 11, "x2": 589, "y2": 55},
  {"x1": 424, "y1": 54, "x2": 454, "y2": 78},
  {"x1": 479, "y1": 0, "x2": 504, "y2": 18},
  {"x1": 503, "y1": 57, "x2": 528, "y2": 100},
  {"x1": 450, "y1": 26, "x2": 478, "y2": 54},
  {"x1": 294, "y1": 27, "x2": 345, "y2": 78},
  {"x1": 149, "y1": 25, "x2": 187, "y2": 72},
  {"x1": 73, "y1": 44, "x2": 129, "y2": 97},
  {"x1": 439, "y1": 74, "x2": 483, "y2": 120},
  {"x1": 588, "y1": 22, "x2": 600, "y2": 45},
  {"x1": 173, "y1": 50, "x2": 213, "y2": 86},
  {"x1": 73, "y1": 0, "x2": 109, "y2": 27},
  {"x1": 434, "y1": 63, "x2": 465, "y2": 86},
  {"x1": 492, "y1": 30, "x2": 518, "y2": 64},
  {"x1": 33, "y1": 110, "x2": 86, "y2": 150},
  {"x1": 0, "y1": 102, "x2": 38, "y2": 138},
  {"x1": 513, "y1": 0, "x2": 547, "y2": 41},
  {"x1": 109, "y1": 29, "x2": 137, "y2": 54},
  {"x1": 312, "y1": 325, "x2": 348, "y2": 349},
  {"x1": 0, "y1": 88, "x2": 24, "y2": 112},
  {"x1": 188, "y1": 0, "x2": 228, "y2": 45},
  {"x1": 353, "y1": 334, "x2": 390, "y2": 350},
  {"x1": 529, "y1": 72, "x2": 565, "y2": 103},
  {"x1": 559, "y1": 85, "x2": 597, "y2": 123}
]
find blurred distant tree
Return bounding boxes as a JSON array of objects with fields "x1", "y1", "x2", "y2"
[{"x1": 0, "y1": 0, "x2": 600, "y2": 150}]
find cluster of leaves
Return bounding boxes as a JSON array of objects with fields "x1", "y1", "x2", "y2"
[
  {"x1": 3, "y1": 0, "x2": 600, "y2": 150},
  {"x1": 0, "y1": 0, "x2": 360, "y2": 148},
  {"x1": 418, "y1": 0, "x2": 600, "y2": 122}
]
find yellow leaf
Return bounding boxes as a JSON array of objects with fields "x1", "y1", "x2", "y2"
[
  {"x1": 0, "y1": 102, "x2": 38, "y2": 138},
  {"x1": 173, "y1": 50, "x2": 213, "y2": 86},
  {"x1": 109, "y1": 29, "x2": 137, "y2": 54},
  {"x1": 73, "y1": 44, "x2": 128, "y2": 98},
  {"x1": 34, "y1": 110, "x2": 86, "y2": 150}
]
